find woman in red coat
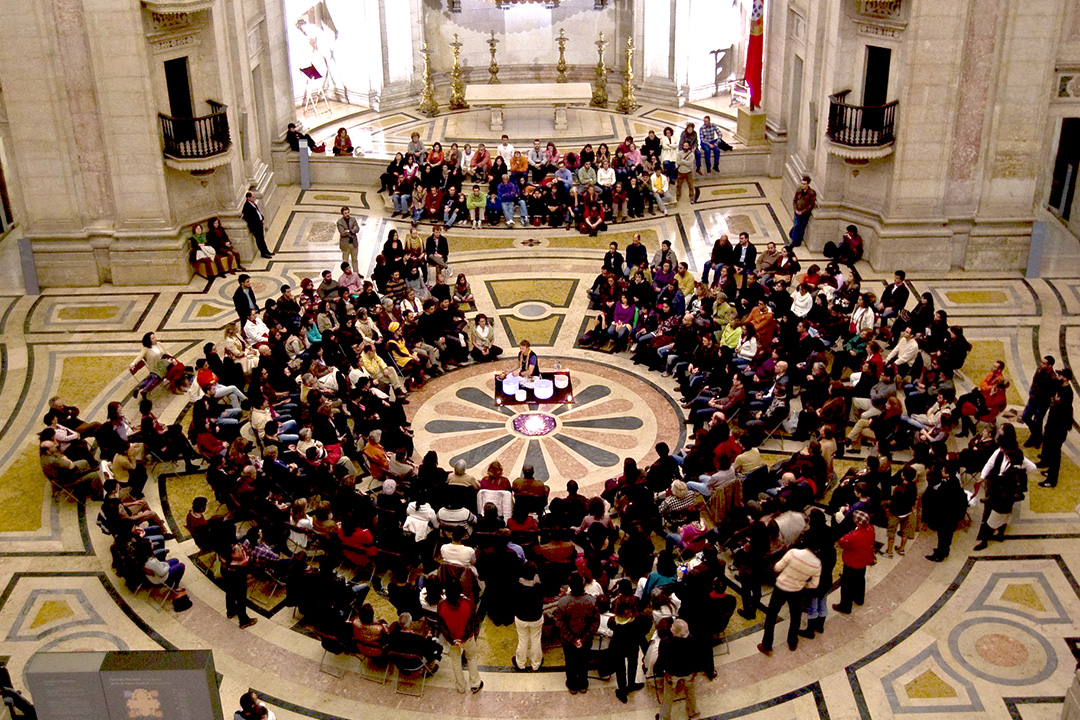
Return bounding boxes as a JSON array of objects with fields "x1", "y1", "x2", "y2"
[{"x1": 832, "y1": 510, "x2": 875, "y2": 614}]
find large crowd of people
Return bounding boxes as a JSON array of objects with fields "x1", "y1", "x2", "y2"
[{"x1": 36, "y1": 130, "x2": 1074, "y2": 713}]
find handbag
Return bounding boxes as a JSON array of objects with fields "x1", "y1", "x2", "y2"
[{"x1": 172, "y1": 589, "x2": 193, "y2": 612}]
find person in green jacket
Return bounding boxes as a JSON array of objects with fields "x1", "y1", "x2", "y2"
[{"x1": 466, "y1": 183, "x2": 487, "y2": 230}]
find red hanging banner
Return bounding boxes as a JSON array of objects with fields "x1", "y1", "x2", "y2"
[{"x1": 745, "y1": 0, "x2": 765, "y2": 109}]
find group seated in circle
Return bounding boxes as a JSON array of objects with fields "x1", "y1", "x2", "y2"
[{"x1": 37, "y1": 211, "x2": 1071, "y2": 701}]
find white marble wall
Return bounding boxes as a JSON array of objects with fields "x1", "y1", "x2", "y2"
[
  {"x1": 0, "y1": 0, "x2": 292, "y2": 287},
  {"x1": 774, "y1": 0, "x2": 1073, "y2": 271}
]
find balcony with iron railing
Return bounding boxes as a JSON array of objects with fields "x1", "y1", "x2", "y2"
[
  {"x1": 825, "y1": 90, "x2": 898, "y2": 160},
  {"x1": 159, "y1": 100, "x2": 233, "y2": 171}
]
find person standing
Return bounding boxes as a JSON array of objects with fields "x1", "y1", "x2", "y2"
[
  {"x1": 513, "y1": 563, "x2": 545, "y2": 672},
  {"x1": 554, "y1": 572, "x2": 600, "y2": 694},
  {"x1": 1022, "y1": 356, "x2": 1057, "y2": 447},
  {"x1": 222, "y1": 538, "x2": 257, "y2": 629},
  {"x1": 832, "y1": 510, "x2": 874, "y2": 614},
  {"x1": 922, "y1": 467, "x2": 968, "y2": 562},
  {"x1": 757, "y1": 539, "x2": 821, "y2": 655},
  {"x1": 337, "y1": 206, "x2": 360, "y2": 272},
  {"x1": 674, "y1": 141, "x2": 698, "y2": 203},
  {"x1": 437, "y1": 580, "x2": 484, "y2": 694},
  {"x1": 608, "y1": 578, "x2": 648, "y2": 702},
  {"x1": 242, "y1": 192, "x2": 273, "y2": 259},
  {"x1": 789, "y1": 176, "x2": 817, "y2": 248},
  {"x1": 1039, "y1": 380, "x2": 1074, "y2": 488},
  {"x1": 232, "y1": 274, "x2": 259, "y2": 324},
  {"x1": 656, "y1": 619, "x2": 701, "y2": 720}
]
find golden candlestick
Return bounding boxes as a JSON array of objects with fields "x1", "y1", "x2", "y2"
[
  {"x1": 417, "y1": 42, "x2": 439, "y2": 116},
  {"x1": 616, "y1": 36, "x2": 638, "y2": 114},
  {"x1": 487, "y1": 31, "x2": 500, "y2": 84},
  {"x1": 590, "y1": 31, "x2": 608, "y2": 108},
  {"x1": 449, "y1": 33, "x2": 469, "y2": 110},
  {"x1": 555, "y1": 28, "x2": 568, "y2": 83}
]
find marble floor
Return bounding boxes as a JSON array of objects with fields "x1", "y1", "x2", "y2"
[{"x1": 2, "y1": 118, "x2": 1080, "y2": 719}]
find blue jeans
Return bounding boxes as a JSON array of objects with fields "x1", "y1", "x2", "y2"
[
  {"x1": 699, "y1": 142, "x2": 720, "y2": 172},
  {"x1": 214, "y1": 407, "x2": 242, "y2": 428},
  {"x1": 443, "y1": 209, "x2": 459, "y2": 228},
  {"x1": 686, "y1": 480, "x2": 713, "y2": 497},
  {"x1": 501, "y1": 200, "x2": 528, "y2": 224},
  {"x1": 701, "y1": 261, "x2": 723, "y2": 286},
  {"x1": 392, "y1": 193, "x2": 411, "y2": 214},
  {"x1": 789, "y1": 212, "x2": 810, "y2": 247}
]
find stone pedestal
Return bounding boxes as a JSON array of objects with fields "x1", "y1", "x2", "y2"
[{"x1": 735, "y1": 108, "x2": 768, "y2": 146}]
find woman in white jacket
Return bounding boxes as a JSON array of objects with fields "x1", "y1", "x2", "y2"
[
  {"x1": 734, "y1": 325, "x2": 758, "y2": 367},
  {"x1": 659, "y1": 126, "x2": 679, "y2": 182},
  {"x1": 849, "y1": 293, "x2": 877, "y2": 336},
  {"x1": 791, "y1": 282, "x2": 814, "y2": 318}
]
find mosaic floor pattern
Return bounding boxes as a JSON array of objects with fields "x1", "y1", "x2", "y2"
[{"x1": 1, "y1": 129, "x2": 1080, "y2": 719}]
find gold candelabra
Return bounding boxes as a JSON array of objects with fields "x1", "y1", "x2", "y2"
[
  {"x1": 555, "y1": 28, "x2": 568, "y2": 83},
  {"x1": 590, "y1": 32, "x2": 608, "y2": 108},
  {"x1": 616, "y1": 36, "x2": 638, "y2": 114},
  {"x1": 448, "y1": 33, "x2": 469, "y2": 110},
  {"x1": 487, "y1": 31, "x2": 500, "y2": 84},
  {"x1": 417, "y1": 42, "x2": 439, "y2": 116}
]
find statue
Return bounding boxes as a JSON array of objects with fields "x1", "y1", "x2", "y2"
[
  {"x1": 487, "y1": 31, "x2": 500, "y2": 84},
  {"x1": 591, "y1": 32, "x2": 608, "y2": 108},
  {"x1": 555, "y1": 28, "x2": 568, "y2": 83},
  {"x1": 449, "y1": 33, "x2": 468, "y2": 110},
  {"x1": 417, "y1": 42, "x2": 439, "y2": 116},
  {"x1": 616, "y1": 36, "x2": 638, "y2": 114}
]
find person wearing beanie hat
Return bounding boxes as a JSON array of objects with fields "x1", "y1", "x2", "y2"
[{"x1": 833, "y1": 509, "x2": 875, "y2": 614}]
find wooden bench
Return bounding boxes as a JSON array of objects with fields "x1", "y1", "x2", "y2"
[{"x1": 465, "y1": 82, "x2": 592, "y2": 132}]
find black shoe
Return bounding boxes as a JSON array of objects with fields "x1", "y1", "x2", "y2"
[
  {"x1": 472, "y1": 681, "x2": 484, "y2": 694},
  {"x1": 831, "y1": 603, "x2": 851, "y2": 614},
  {"x1": 738, "y1": 609, "x2": 756, "y2": 620},
  {"x1": 1038, "y1": 480, "x2": 1056, "y2": 488},
  {"x1": 798, "y1": 628, "x2": 816, "y2": 639},
  {"x1": 616, "y1": 690, "x2": 628, "y2": 704},
  {"x1": 261, "y1": 253, "x2": 273, "y2": 259},
  {"x1": 973, "y1": 540, "x2": 989, "y2": 551},
  {"x1": 239, "y1": 617, "x2": 258, "y2": 629},
  {"x1": 511, "y1": 657, "x2": 524, "y2": 672},
  {"x1": 925, "y1": 554, "x2": 942, "y2": 562}
]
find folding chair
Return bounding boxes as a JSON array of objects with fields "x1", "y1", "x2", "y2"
[
  {"x1": 129, "y1": 360, "x2": 162, "y2": 398},
  {"x1": 314, "y1": 629, "x2": 352, "y2": 679},
  {"x1": 48, "y1": 477, "x2": 83, "y2": 505},
  {"x1": 388, "y1": 651, "x2": 428, "y2": 698},
  {"x1": 136, "y1": 580, "x2": 173, "y2": 611},
  {"x1": 357, "y1": 651, "x2": 392, "y2": 685}
]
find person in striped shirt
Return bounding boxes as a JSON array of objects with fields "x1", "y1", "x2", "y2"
[{"x1": 757, "y1": 539, "x2": 821, "y2": 655}]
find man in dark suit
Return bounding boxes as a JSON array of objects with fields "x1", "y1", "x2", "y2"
[
  {"x1": 877, "y1": 270, "x2": 909, "y2": 322},
  {"x1": 242, "y1": 192, "x2": 272, "y2": 258},
  {"x1": 232, "y1": 274, "x2": 258, "y2": 323},
  {"x1": 733, "y1": 232, "x2": 757, "y2": 284}
]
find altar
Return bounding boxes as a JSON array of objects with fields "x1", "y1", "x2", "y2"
[
  {"x1": 465, "y1": 82, "x2": 592, "y2": 131},
  {"x1": 495, "y1": 370, "x2": 575, "y2": 406}
]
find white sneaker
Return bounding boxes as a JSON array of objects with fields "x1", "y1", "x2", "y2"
[{"x1": 507, "y1": 221, "x2": 514, "y2": 227}]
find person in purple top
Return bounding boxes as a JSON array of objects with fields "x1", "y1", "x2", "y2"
[
  {"x1": 607, "y1": 294, "x2": 638, "y2": 351},
  {"x1": 497, "y1": 173, "x2": 528, "y2": 227}
]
